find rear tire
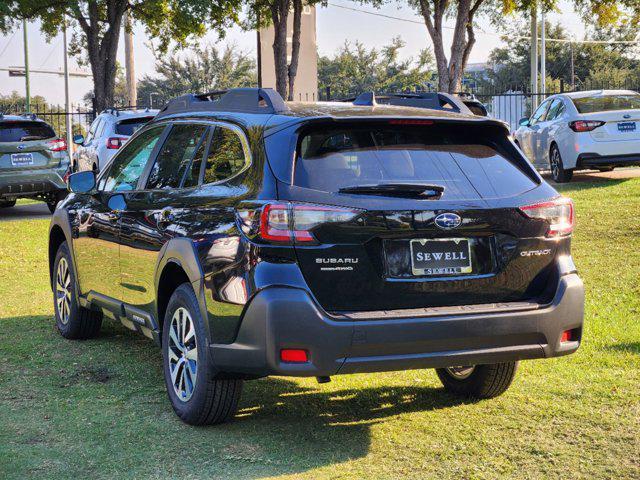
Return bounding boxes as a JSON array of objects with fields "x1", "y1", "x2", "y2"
[
  {"x1": 597, "y1": 167, "x2": 614, "y2": 172},
  {"x1": 436, "y1": 362, "x2": 518, "y2": 399},
  {"x1": 53, "y1": 241, "x2": 103, "y2": 339},
  {"x1": 0, "y1": 199, "x2": 16, "y2": 208},
  {"x1": 162, "y1": 283, "x2": 243, "y2": 425},
  {"x1": 550, "y1": 145, "x2": 573, "y2": 183}
]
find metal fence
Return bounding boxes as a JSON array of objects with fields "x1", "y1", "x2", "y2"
[{"x1": 0, "y1": 104, "x2": 96, "y2": 137}]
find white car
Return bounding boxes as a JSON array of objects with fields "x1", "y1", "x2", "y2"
[
  {"x1": 73, "y1": 108, "x2": 158, "y2": 173},
  {"x1": 514, "y1": 90, "x2": 640, "y2": 182}
]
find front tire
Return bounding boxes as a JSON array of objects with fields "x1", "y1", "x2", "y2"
[
  {"x1": 550, "y1": 145, "x2": 573, "y2": 183},
  {"x1": 436, "y1": 362, "x2": 518, "y2": 399},
  {"x1": 0, "y1": 199, "x2": 16, "y2": 208},
  {"x1": 162, "y1": 283, "x2": 243, "y2": 425},
  {"x1": 53, "y1": 242, "x2": 103, "y2": 339}
]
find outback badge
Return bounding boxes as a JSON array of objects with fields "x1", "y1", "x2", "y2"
[{"x1": 434, "y1": 212, "x2": 462, "y2": 230}]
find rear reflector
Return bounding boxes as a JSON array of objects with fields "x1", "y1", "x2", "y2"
[
  {"x1": 561, "y1": 330, "x2": 572, "y2": 342},
  {"x1": 47, "y1": 138, "x2": 67, "y2": 152},
  {"x1": 569, "y1": 120, "x2": 605, "y2": 132},
  {"x1": 519, "y1": 197, "x2": 574, "y2": 237},
  {"x1": 280, "y1": 349, "x2": 308, "y2": 363}
]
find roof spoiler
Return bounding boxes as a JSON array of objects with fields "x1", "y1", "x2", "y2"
[{"x1": 156, "y1": 88, "x2": 290, "y2": 118}]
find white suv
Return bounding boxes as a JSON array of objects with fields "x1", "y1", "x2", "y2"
[
  {"x1": 73, "y1": 108, "x2": 158, "y2": 173},
  {"x1": 514, "y1": 90, "x2": 640, "y2": 182}
]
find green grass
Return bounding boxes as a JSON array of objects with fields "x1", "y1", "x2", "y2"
[{"x1": 1, "y1": 177, "x2": 639, "y2": 480}]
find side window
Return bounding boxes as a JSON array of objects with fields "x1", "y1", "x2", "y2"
[
  {"x1": 86, "y1": 118, "x2": 101, "y2": 143},
  {"x1": 530, "y1": 100, "x2": 551, "y2": 125},
  {"x1": 202, "y1": 126, "x2": 248, "y2": 184},
  {"x1": 546, "y1": 99, "x2": 564, "y2": 121},
  {"x1": 99, "y1": 126, "x2": 165, "y2": 192},
  {"x1": 145, "y1": 124, "x2": 209, "y2": 190},
  {"x1": 183, "y1": 129, "x2": 210, "y2": 188}
]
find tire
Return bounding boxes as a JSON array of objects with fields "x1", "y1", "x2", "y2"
[
  {"x1": 598, "y1": 167, "x2": 614, "y2": 172},
  {"x1": 550, "y1": 145, "x2": 573, "y2": 183},
  {"x1": 0, "y1": 199, "x2": 16, "y2": 208},
  {"x1": 53, "y1": 241, "x2": 103, "y2": 339},
  {"x1": 436, "y1": 362, "x2": 518, "y2": 399},
  {"x1": 162, "y1": 283, "x2": 243, "y2": 425}
]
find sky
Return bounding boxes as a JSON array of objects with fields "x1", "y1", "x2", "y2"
[{"x1": 0, "y1": 0, "x2": 588, "y2": 106}]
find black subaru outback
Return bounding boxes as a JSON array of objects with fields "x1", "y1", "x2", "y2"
[{"x1": 49, "y1": 88, "x2": 584, "y2": 425}]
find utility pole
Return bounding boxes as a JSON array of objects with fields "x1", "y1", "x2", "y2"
[
  {"x1": 530, "y1": 1, "x2": 538, "y2": 110},
  {"x1": 570, "y1": 42, "x2": 575, "y2": 90},
  {"x1": 63, "y1": 20, "x2": 73, "y2": 158},
  {"x1": 22, "y1": 19, "x2": 31, "y2": 112},
  {"x1": 124, "y1": 11, "x2": 136, "y2": 107},
  {"x1": 540, "y1": 6, "x2": 546, "y2": 95}
]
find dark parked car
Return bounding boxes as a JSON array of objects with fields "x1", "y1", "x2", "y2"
[
  {"x1": 49, "y1": 88, "x2": 584, "y2": 425},
  {"x1": 1, "y1": 114, "x2": 70, "y2": 212}
]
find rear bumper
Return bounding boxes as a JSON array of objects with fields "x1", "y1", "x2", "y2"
[
  {"x1": 210, "y1": 273, "x2": 585, "y2": 378},
  {"x1": 577, "y1": 153, "x2": 640, "y2": 169},
  {"x1": 0, "y1": 168, "x2": 67, "y2": 199}
]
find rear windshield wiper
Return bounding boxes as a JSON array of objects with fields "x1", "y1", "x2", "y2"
[{"x1": 338, "y1": 183, "x2": 445, "y2": 199}]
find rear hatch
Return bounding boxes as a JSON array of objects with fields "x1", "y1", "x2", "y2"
[
  {"x1": 272, "y1": 120, "x2": 564, "y2": 312},
  {"x1": 0, "y1": 120, "x2": 61, "y2": 171},
  {"x1": 571, "y1": 93, "x2": 640, "y2": 142}
]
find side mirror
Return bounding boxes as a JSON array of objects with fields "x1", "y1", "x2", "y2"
[
  {"x1": 67, "y1": 171, "x2": 96, "y2": 194},
  {"x1": 519, "y1": 118, "x2": 530, "y2": 127},
  {"x1": 73, "y1": 134, "x2": 85, "y2": 145}
]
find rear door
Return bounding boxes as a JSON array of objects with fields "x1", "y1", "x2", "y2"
[
  {"x1": 276, "y1": 121, "x2": 556, "y2": 313},
  {"x1": 0, "y1": 120, "x2": 59, "y2": 172}
]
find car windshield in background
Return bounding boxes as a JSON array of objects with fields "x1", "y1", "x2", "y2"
[
  {"x1": 0, "y1": 121, "x2": 56, "y2": 142},
  {"x1": 294, "y1": 124, "x2": 536, "y2": 200},
  {"x1": 115, "y1": 117, "x2": 154, "y2": 136},
  {"x1": 572, "y1": 94, "x2": 640, "y2": 113}
]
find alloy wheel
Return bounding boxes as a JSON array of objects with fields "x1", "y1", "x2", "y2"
[
  {"x1": 550, "y1": 149, "x2": 561, "y2": 180},
  {"x1": 444, "y1": 365, "x2": 475, "y2": 380},
  {"x1": 168, "y1": 307, "x2": 198, "y2": 402},
  {"x1": 55, "y1": 257, "x2": 72, "y2": 325}
]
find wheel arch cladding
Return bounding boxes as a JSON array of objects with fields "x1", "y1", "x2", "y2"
[
  {"x1": 48, "y1": 225, "x2": 68, "y2": 289},
  {"x1": 155, "y1": 238, "x2": 207, "y2": 335}
]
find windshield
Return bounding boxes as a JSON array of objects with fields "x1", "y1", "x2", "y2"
[
  {"x1": 572, "y1": 94, "x2": 640, "y2": 113},
  {"x1": 294, "y1": 124, "x2": 536, "y2": 200},
  {"x1": 115, "y1": 117, "x2": 154, "y2": 136},
  {"x1": 0, "y1": 121, "x2": 56, "y2": 142}
]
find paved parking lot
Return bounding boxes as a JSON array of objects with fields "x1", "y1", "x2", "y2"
[{"x1": 0, "y1": 202, "x2": 50, "y2": 222}]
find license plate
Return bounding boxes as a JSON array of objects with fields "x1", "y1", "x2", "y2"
[
  {"x1": 410, "y1": 238, "x2": 472, "y2": 276},
  {"x1": 617, "y1": 122, "x2": 636, "y2": 132},
  {"x1": 11, "y1": 153, "x2": 33, "y2": 166}
]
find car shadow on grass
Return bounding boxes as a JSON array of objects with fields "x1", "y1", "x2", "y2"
[{"x1": 2, "y1": 315, "x2": 476, "y2": 478}]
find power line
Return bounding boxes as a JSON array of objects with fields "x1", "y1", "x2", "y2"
[{"x1": 328, "y1": 2, "x2": 640, "y2": 45}]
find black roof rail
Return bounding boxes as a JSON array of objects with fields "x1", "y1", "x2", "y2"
[{"x1": 156, "y1": 88, "x2": 289, "y2": 118}]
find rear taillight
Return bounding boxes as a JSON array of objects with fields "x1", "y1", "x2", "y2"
[
  {"x1": 47, "y1": 138, "x2": 67, "y2": 152},
  {"x1": 238, "y1": 202, "x2": 362, "y2": 245},
  {"x1": 106, "y1": 137, "x2": 123, "y2": 149},
  {"x1": 519, "y1": 197, "x2": 574, "y2": 237},
  {"x1": 569, "y1": 120, "x2": 605, "y2": 132}
]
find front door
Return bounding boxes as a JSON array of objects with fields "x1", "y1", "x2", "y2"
[{"x1": 74, "y1": 125, "x2": 167, "y2": 302}]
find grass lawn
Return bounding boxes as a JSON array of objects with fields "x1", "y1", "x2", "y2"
[{"x1": 0, "y1": 176, "x2": 639, "y2": 480}]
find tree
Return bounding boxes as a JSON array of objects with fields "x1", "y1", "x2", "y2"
[
  {"x1": 247, "y1": 0, "x2": 319, "y2": 100},
  {"x1": 0, "y1": 1, "x2": 242, "y2": 111},
  {"x1": 405, "y1": 0, "x2": 640, "y2": 93},
  {"x1": 137, "y1": 44, "x2": 257, "y2": 107},
  {"x1": 318, "y1": 38, "x2": 435, "y2": 99}
]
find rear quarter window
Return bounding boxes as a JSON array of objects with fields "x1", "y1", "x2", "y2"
[
  {"x1": 292, "y1": 123, "x2": 537, "y2": 200},
  {"x1": 0, "y1": 121, "x2": 56, "y2": 142}
]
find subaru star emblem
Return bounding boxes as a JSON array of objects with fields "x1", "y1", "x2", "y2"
[
  {"x1": 624, "y1": 114, "x2": 632, "y2": 119},
  {"x1": 17, "y1": 144, "x2": 26, "y2": 150},
  {"x1": 434, "y1": 212, "x2": 462, "y2": 230}
]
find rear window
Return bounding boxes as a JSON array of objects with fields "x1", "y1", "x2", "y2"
[
  {"x1": 572, "y1": 94, "x2": 640, "y2": 113},
  {"x1": 115, "y1": 117, "x2": 153, "y2": 136},
  {"x1": 294, "y1": 124, "x2": 537, "y2": 200},
  {"x1": 0, "y1": 121, "x2": 56, "y2": 142}
]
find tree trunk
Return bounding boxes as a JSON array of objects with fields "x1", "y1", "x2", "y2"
[
  {"x1": 287, "y1": 0, "x2": 302, "y2": 101},
  {"x1": 418, "y1": 0, "x2": 482, "y2": 93},
  {"x1": 270, "y1": 0, "x2": 291, "y2": 99},
  {"x1": 73, "y1": 0, "x2": 125, "y2": 112}
]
